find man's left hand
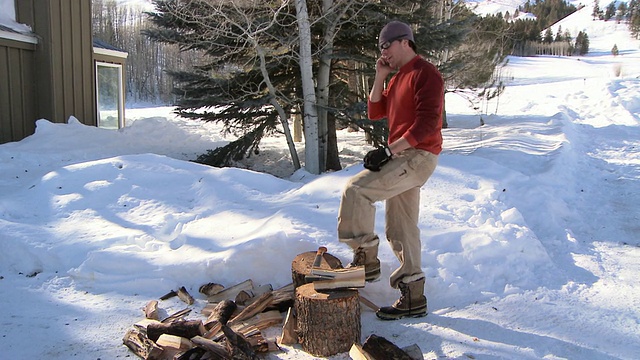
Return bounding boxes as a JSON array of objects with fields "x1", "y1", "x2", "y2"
[{"x1": 364, "y1": 146, "x2": 392, "y2": 171}]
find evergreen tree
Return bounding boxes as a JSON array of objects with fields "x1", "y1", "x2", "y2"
[
  {"x1": 611, "y1": 43, "x2": 619, "y2": 55},
  {"x1": 593, "y1": 0, "x2": 602, "y2": 19},
  {"x1": 604, "y1": 1, "x2": 617, "y2": 21},
  {"x1": 630, "y1": 0, "x2": 640, "y2": 38},
  {"x1": 575, "y1": 31, "x2": 590, "y2": 55},
  {"x1": 617, "y1": 2, "x2": 628, "y2": 23},
  {"x1": 555, "y1": 25, "x2": 564, "y2": 42},
  {"x1": 544, "y1": 28, "x2": 554, "y2": 43}
]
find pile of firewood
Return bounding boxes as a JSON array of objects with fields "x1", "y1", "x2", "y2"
[
  {"x1": 122, "y1": 249, "x2": 426, "y2": 360},
  {"x1": 122, "y1": 279, "x2": 294, "y2": 360}
]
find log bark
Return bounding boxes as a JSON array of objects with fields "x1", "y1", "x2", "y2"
[
  {"x1": 294, "y1": 283, "x2": 360, "y2": 357},
  {"x1": 291, "y1": 250, "x2": 342, "y2": 288},
  {"x1": 147, "y1": 319, "x2": 205, "y2": 342},
  {"x1": 361, "y1": 334, "x2": 413, "y2": 360}
]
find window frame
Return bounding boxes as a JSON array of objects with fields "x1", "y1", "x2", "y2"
[{"x1": 95, "y1": 61, "x2": 125, "y2": 129}]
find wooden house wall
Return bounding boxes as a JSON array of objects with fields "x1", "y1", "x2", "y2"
[
  {"x1": 0, "y1": 39, "x2": 37, "y2": 144},
  {"x1": 18, "y1": 0, "x2": 96, "y2": 126}
]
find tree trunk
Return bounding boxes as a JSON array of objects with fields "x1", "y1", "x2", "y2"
[
  {"x1": 325, "y1": 114, "x2": 342, "y2": 171},
  {"x1": 295, "y1": 0, "x2": 321, "y2": 175},
  {"x1": 295, "y1": 283, "x2": 361, "y2": 357}
]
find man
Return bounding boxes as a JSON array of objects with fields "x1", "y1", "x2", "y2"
[{"x1": 337, "y1": 20, "x2": 444, "y2": 320}]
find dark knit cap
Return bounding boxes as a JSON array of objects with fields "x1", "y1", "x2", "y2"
[{"x1": 378, "y1": 21, "x2": 414, "y2": 46}]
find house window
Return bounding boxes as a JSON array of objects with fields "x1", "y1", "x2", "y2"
[{"x1": 95, "y1": 62, "x2": 124, "y2": 129}]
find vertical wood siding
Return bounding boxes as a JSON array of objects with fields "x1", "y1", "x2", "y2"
[{"x1": 0, "y1": 41, "x2": 36, "y2": 144}]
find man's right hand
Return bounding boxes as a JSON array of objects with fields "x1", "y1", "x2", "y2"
[{"x1": 363, "y1": 146, "x2": 392, "y2": 171}]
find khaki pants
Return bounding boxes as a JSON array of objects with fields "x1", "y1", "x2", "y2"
[{"x1": 338, "y1": 149, "x2": 438, "y2": 288}]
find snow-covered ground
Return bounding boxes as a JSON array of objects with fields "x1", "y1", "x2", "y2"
[{"x1": 1, "y1": 4, "x2": 639, "y2": 360}]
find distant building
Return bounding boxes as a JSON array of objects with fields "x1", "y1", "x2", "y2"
[{"x1": 0, "y1": 0, "x2": 128, "y2": 144}]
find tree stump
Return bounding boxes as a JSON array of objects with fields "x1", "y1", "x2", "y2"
[
  {"x1": 294, "y1": 283, "x2": 361, "y2": 357},
  {"x1": 291, "y1": 250, "x2": 342, "y2": 288}
]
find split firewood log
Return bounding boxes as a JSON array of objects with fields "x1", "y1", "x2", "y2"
[
  {"x1": 401, "y1": 343, "x2": 425, "y2": 360},
  {"x1": 199, "y1": 282, "x2": 225, "y2": 297},
  {"x1": 204, "y1": 299, "x2": 237, "y2": 328},
  {"x1": 160, "y1": 290, "x2": 178, "y2": 300},
  {"x1": 230, "y1": 310, "x2": 282, "y2": 334},
  {"x1": 267, "y1": 283, "x2": 295, "y2": 312},
  {"x1": 191, "y1": 336, "x2": 230, "y2": 359},
  {"x1": 177, "y1": 286, "x2": 195, "y2": 305},
  {"x1": 146, "y1": 319, "x2": 205, "y2": 342},
  {"x1": 134, "y1": 318, "x2": 161, "y2": 331},
  {"x1": 229, "y1": 292, "x2": 273, "y2": 324},
  {"x1": 352, "y1": 341, "x2": 424, "y2": 360},
  {"x1": 350, "y1": 343, "x2": 375, "y2": 360},
  {"x1": 174, "y1": 347, "x2": 207, "y2": 360},
  {"x1": 361, "y1": 334, "x2": 414, "y2": 360},
  {"x1": 222, "y1": 324, "x2": 258, "y2": 360},
  {"x1": 122, "y1": 327, "x2": 163, "y2": 360},
  {"x1": 161, "y1": 308, "x2": 192, "y2": 323},
  {"x1": 156, "y1": 333, "x2": 194, "y2": 351},
  {"x1": 143, "y1": 300, "x2": 159, "y2": 320},
  {"x1": 207, "y1": 279, "x2": 254, "y2": 303},
  {"x1": 278, "y1": 307, "x2": 297, "y2": 345}
]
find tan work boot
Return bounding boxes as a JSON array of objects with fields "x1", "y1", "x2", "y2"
[
  {"x1": 376, "y1": 277, "x2": 427, "y2": 320},
  {"x1": 346, "y1": 238, "x2": 380, "y2": 282}
]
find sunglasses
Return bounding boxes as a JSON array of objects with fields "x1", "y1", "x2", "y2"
[{"x1": 379, "y1": 34, "x2": 407, "y2": 51}]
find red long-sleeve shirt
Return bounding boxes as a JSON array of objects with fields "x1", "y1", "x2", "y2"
[{"x1": 368, "y1": 55, "x2": 444, "y2": 155}]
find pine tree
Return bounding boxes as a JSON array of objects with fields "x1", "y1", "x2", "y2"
[
  {"x1": 544, "y1": 28, "x2": 554, "y2": 43},
  {"x1": 604, "y1": 1, "x2": 616, "y2": 21},
  {"x1": 616, "y1": 2, "x2": 628, "y2": 23},
  {"x1": 593, "y1": 0, "x2": 602, "y2": 20},
  {"x1": 630, "y1": 0, "x2": 640, "y2": 38},
  {"x1": 575, "y1": 31, "x2": 590, "y2": 55},
  {"x1": 555, "y1": 25, "x2": 564, "y2": 42}
]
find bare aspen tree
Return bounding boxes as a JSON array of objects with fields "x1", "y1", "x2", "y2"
[
  {"x1": 295, "y1": 0, "x2": 321, "y2": 174},
  {"x1": 312, "y1": 0, "x2": 361, "y2": 171}
]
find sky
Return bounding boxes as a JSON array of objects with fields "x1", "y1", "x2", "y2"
[{"x1": 1, "y1": 1, "x2": 640, "y2": 360}]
